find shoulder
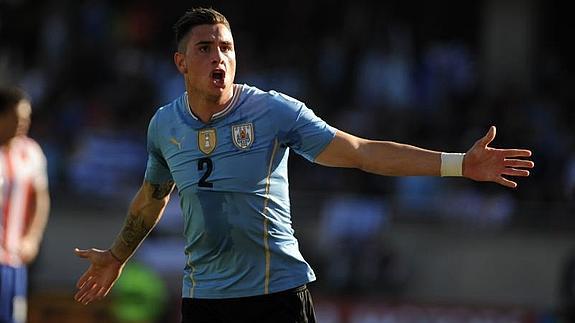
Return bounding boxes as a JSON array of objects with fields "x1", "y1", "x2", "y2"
[
  {"x1": 11, "y1": 136, "x2": 46, "y2": 166},
  {"x1": 152, "y1": 94, "x2": 184, "y2": 118},
  {"x1": 239, "y1": 84, "x2": 304, "y2": 112},
  {"x1": 149, "y1": 93, "x2": 186, "y2": 127},
  {"x1": 14, "y1": 136, "x2": 43, "y2": 155}
]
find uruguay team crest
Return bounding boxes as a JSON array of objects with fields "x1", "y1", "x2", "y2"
[
  {"x1": 232, "y1": 123, "x2": 254, "y2": 150},
  {"x1": 198, "y1": 128, "x2": 217, "y2": 155}
]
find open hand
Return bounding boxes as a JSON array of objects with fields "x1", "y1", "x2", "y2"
[
  {"x1": 74, "y1": 248, "x2": 124, "y2": 305},
  {"x1": 463, "y1": 126, "x2": 534, "y2": 188}
]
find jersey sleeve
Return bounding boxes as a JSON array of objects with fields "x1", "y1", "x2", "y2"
[
  {"x1": 274, "y1": 93, "x2": 337, "y2": 162},
  {"x1": 144, "y1": 113, "x2": 173, "y2": 184}
]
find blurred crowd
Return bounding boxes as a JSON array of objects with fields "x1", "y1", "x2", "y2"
[{"x1": 0, "y1": 0, "x2": 573, "y2": 227}]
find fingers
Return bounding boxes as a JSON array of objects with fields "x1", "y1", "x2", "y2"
[
  {"x1": 76, "y1": 274, "x2": 95, "y2": 295},
  {"x1": 478, "y1": 126, "x2": 496, "y2": 148},
  {"x1": 495, "y1": 176, "x2": 517, "y2": 188},
  {"x1": 78, "y1": 285, "x2": 99, "y2": 305},
  {"x1": 96, "y1": 284, "x2": 114, "y2": 300},
  {"x1": 96, "y1": 286, "x2": 108, "y2": 299},
  {"x1": 495, "y1": 166, "x2": 529, "y2": 188},
  {"x1": 501, "y1": 149, "x2": 532, "y2": 158},
  {"x1": 75, "y1": 277, "x2": 109, "y2": 305},
  {"x1": 502, "y1": 168, "x2": 530, "y2": 177},
  {"x1": 76, "y1": 270, "x2": 92, "y2": 289},
  {"x1": 504, "y1": 159, "x2": 535, "y2": 169},
  {"x1": 74, "y1": 279, "x2": 97, "y2": 304}
]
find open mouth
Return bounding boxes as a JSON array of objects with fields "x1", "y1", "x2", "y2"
[{"x1": 211, "y1": 70, "x2": 225, "y2": 87}]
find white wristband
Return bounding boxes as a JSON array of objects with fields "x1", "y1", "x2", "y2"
[{"x1": 440, "y1": 153, "x2": 465, "y2": 177}]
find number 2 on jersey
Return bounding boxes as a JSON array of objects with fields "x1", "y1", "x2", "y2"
[{"x1": 197, "y1": 157, "x2": 214, "y2": 188}]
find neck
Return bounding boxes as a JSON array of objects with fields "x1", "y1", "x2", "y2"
[{"x1": 187, "y1": 85, "x2": 235, "y2": 123}]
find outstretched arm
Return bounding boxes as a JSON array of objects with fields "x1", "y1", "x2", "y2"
[
  {"x1": 74, "y1": 179, "x2": 175, "y2": 305},
  {"x1": 315, "y1": 126, "x2": 533, "y2": 188}
]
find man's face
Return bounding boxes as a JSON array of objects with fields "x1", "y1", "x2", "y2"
[
  {"x1": 0, "y1": 100, "x2": 31, "y2": 145},
  {"x1": 175, "y1": 23, "x2": 236, "y2": 101}
]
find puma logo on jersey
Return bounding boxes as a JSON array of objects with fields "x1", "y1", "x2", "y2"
[{"x1": 170, "y1": 136, "x2": 184, "y2": 150}]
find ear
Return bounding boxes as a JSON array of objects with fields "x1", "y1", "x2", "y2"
[{"x1": 174, "y1": 52, "x2": 187, "y2": 74}]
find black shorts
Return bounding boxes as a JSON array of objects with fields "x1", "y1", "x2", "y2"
[{"x1": 181, "y1": 285, "x2": 316, "y2": 323}]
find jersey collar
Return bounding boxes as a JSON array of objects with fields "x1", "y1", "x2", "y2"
[{"x1": 185, "y1": 85, "x2": 241, "y2": 122}]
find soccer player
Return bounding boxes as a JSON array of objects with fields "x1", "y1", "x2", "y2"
[
  {"x1": 0, "y1": 86, "x2": 50, "y2": 323},
  {"x1": 73, "y1": 8, "x2": 534, "y2": 323}
]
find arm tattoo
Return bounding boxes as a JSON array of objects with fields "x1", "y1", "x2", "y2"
[
  {"x1": 111, "y1": 210, "x2": 152, "y2": 262},
  {"x1": 120, "y1": 212, "x2": 149, "y2": 246},
  {"x1": 151, "y1": 180, "x2": 175, "y2": 200},
  {"x1": 110, "y1": 181, "x2": 173, "y2": 261}
]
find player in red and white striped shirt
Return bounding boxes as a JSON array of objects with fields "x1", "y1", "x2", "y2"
[{"x1": 0, "y1": 86, "x2": 50, "y2": 323}]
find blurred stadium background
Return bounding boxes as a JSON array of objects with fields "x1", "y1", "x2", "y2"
[{"x1": 1, "y1": 0, "x2": 574, "y2": 322}]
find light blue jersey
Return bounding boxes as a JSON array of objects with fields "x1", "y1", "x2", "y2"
[{"x1": 145, "y1": 84, "x2": 336, "y2": 299}]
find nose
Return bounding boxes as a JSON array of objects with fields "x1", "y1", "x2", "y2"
[{"x1": 211, "y1": 48, "x2": 225, "y2": 64}]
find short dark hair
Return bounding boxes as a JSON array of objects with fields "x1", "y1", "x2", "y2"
[
  {"x1": 0, "y1": 86, "x2": 27, "y2": 114},
  {"x1": 173, "y1": 7, "x2": 231, "y2": 52}
]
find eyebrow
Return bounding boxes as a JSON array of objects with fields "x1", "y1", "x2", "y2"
[{"x1": 194, "y1": 40, "x2": 233, "y2": 46}]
